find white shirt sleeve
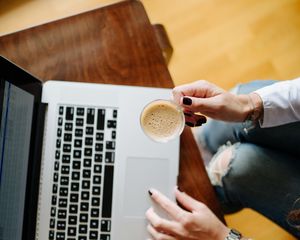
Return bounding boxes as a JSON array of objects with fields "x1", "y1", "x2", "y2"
[{"x1": 254, "y1": 77, "x2": 300, "y2": 128}]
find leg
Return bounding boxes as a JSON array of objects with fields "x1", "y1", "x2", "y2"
[{"x1": 209, "y1": 143, "x2": 300, "y2": 238}]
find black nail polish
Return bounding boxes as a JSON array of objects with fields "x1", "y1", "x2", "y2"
[
  {"x1": 195, "y1": 117, "x2": 207, "y2": 126},
  {"x1": 183, "y1": 97, "x2": 192, "y2": 105},
  {"x1": 184, "y1": 112, "x2": 192, "y2": 117},
  {"x1": 185, "y1": 122, "x2": 194, "y2": 127},
  {"x1": 148, "y1": 190, "x2": 153, "y2": 196}
]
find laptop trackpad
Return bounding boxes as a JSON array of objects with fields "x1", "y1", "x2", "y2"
[{"x1": 123, "y1": 157, "x2": 170, "y2": 217}]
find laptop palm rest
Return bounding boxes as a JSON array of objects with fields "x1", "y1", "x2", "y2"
[{"x1": 123, "y1": 157, "x2": 170, "y2": 218}]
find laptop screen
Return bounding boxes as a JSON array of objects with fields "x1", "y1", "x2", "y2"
[
  {"x1": 0, "y1": 80, "x2": 34, "y2": 240},
  {"x1": 0, "y1": 56, "x2": 43, "y2": 240}
]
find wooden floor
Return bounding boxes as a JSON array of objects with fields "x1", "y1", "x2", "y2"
[{"x1": 1, "y1": 0, "x2": 300, "y2": 239}]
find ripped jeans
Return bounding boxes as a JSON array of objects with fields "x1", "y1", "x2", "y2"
[{"x1": 194, "y1": 80, "x2": 300, "y2": 238}]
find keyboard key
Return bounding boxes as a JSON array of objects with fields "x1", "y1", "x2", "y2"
[
  {"x1": 68, "y1": 215, "x2": 77, "y2": 225},
  {"x1": 86, "y1": 127, "x2": 94, "y2": 135},
  {"x1": 66, "y1": 107, "x2": 74, "y2": 120},
  {"x1": 58, "y1": 209, "x2": 67, "y2": 218},
  {"x1": 57, "y1": 220, "x2": 66, "y2": 230},
  {"x1": 91, "y1": 197, "x2": 100, "y2": 207},
  {"x1": 92, "y1": 186, "x2": 101, "y2": 195},
  {"x1": 100, "y1": 234, "x2": 110, "y2": 240},
  {"x1": 75, "y1": 129, "x2": 83, "y2": 137},
  {"x1": 84, "y1": 148, "x2": 92, "y2": 156},
  {"x1": 70, "y1": 193, "x2": 79, "y2": 203},
  {"x1": 60, "y1": 176, "x2": 69, "y2": 186},
  {"x1": 49, "y1": 230, "x2": 54, "y2": 240},
  {"x1": 105, "y1": 152, "x2": 114, "y2": 163},
  {"x1": 72, "y1": 160, "x2": 81, "y2": 169},
  {"x1": 52, "y1": 184, "x2": 58, "y2": 194},
  {"x1": 87, "y1": 108, "x2": 95, "y2": 124},
  {"x1": 58, "y1": 117, "x2": 63, "y2": 126},
  {"x1": 73, "y1": 150, "x2": 82, "y2": 159},
  {"x1": 81, "y1": 191, "x2": 90, "y2": 200},
  {"x1": 59, "y1": 106, "x2": 64, "y2": 115},
  {"x1": 94, "y1": 164, "x2": 102, "y2": 174},
  {"x1": 78, "y1": 236, "x2": 87, "y2": 240},
  {"x1": 107, "y1": 120, "x2": 117, "y2": 129},
  {"x1": 58, "y1": 199, "x2": 68, "y2": 208},
  {"x1": 56, "y1": 232, "x2": 65, "y2": 240},
  {"x1": 83, "y1": 169, "x2": 91, "y2": 178},
  {"x1": 95, "y1": 143, "x2": 103, "y2": 152},
  {"x1": 90, "y1": 219, "x2": 99, "y2": 229},
  {"x1": 72, "y1": 171, "x2": 80, "y2": 180},
  {"x1": 69, "y1": 204, "x2": 78, "y2": 214},
  {"x1": 76, "y1": 107, "x2": 84, "y2": 116},
  {"x1": 85, "y1": 137, "x2": 93, "y2": 146},
  {"x1": 96, "y1": 132, "x2": 104, "y2": 141},
  {"x1": 63, "y1": 144, "x2": 71, "y2": 153},
  {"x1": 93, "y1": 175, "x2": 101, "y2": 184},
  {"x1": 94, "y1": 154, "x2": 103, "y2": 162},
  {"x1": 55, "y1": 150, "x2": 60, "y2": 159},
  {"x1": 76, "y1": 118, "x2": 84, "y2": 126},
  {"x1": 97, "y1": 109, "x2": 105, "y2": 130},
  {"x1": 51, "y1": 195, "x2": 57, "y2": 205},
  {"x1": 79, "y1": 213, "x2": 88, "y2": 222},
  {"x1": 106, "y1": 141, "x2": 115, "y2": 150},
  {"x1": 91, "y1": 208, "x2": 99, "y2": 217},
  {"x1": 56, "y1": 139, "x2": 61, "y2": 148},
  {"x1": 82, "y1": 180, "x2": 90, "y2": 189},
  {"x1": 83, "y1": 159, "x2": 91, "y2": 167},
  {"x1": 102, "y1": 165, "x2": 114, "y2": 218},
  {"x1": 61, "y1": 165, "x2": 70, "y2": 174},
  {"x1": 80, "y1": 202, "x2": 89, "y2": 212},
  {"x1": 49, "y1": 218, "x2": 55, "y2": 228},
  {"x1": 59, "y1": 187, "x2": 68, "y2": 197},
  {"x1": 74, "y1": 139, "x2": 82, "y2": 147},
  {"x1": 101, "y1": 220, "x2": 111, "y2": 232},
  {"x1": 68, "y1": 227, "x2": 77, "y2": 236},
  {"x1": 113, "y1": 109, "x2": 118, "y2": 118},
  {"x1": 57, "y1": 128, "x2": 62, "y2": 137},
  {"x1": 89, "y1": 231, "x2": 98, "y2": 240},
  {"x1": 53, "y1": 173, "x2": 59, "y2": 182},
  {"x1": 65, "y1": 122, "x2": 73, "y2": 131},
  {"x1": 54, "y1": 161, "x2": 59, "y2": 171},
  {"x1": 50, "y1": 207, "x2": 56, "y2": 217},
  {"x1": 62, "y1": 154, "x2": 70, "y2": 163},
  {"x1": 79, "y1": 225, "x2": 88, "y2": 234},
  {"x1": 64, "y1": 133, "x2": 72, "y2": 142},
  {"x1": 111, "y1": 130, "x2": 116, "y2": 139},
  {"x1": 71, "y1": 182, "x2": 80, "y2": 192}
]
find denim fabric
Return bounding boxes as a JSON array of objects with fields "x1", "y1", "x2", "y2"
[{"x1": 198, "y1": 80, "x2": 300, "y2": 238}]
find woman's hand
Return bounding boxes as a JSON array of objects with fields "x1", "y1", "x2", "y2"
[
  {"x1": 172, "y1": 80, "x2": 257, "y2": 123},
  {"x1": 146, "y1": 188, "x2": 229, "y2": 240}
]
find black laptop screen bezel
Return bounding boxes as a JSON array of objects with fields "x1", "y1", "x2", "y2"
[{"x1": 0, "y1": 56, "x2": 43, "y2": 240}]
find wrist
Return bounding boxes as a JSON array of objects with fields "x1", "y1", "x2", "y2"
[{"x1": 246, "y1": 92, "x2": 263, "y2": 123}]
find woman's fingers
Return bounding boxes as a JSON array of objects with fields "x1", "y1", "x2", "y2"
[
  {"x1": 175, "y1": 188, "x2": 204, "y2": 212},
  {"x1": 184, "y1": 111, "x2": 207, "y2": 127},
  {"x1": 149, "y1": 188, "x2": 187, "y2": 221},
  {"x1": 147, "y1": 224, "x2": 176, "y2": 240}
]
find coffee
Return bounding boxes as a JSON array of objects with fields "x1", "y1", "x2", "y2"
[{"x1": 140, "y1": 100, "x2": 184, "y2": 142}]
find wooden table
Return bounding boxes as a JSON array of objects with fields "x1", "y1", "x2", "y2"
[{"x1": 0, "y1": 0, "x2": 224, "y2": 221}]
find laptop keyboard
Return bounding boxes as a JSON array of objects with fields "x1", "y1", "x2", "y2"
[{"x1": 49, "y1": 105, "x2": 117, "y2": 240}]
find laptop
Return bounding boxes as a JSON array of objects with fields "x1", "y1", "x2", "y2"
[{"x1": 0, "y1": 56, "x2": 180, "y2": 240}]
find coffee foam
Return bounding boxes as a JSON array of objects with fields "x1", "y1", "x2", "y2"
[{"x1": 141, "y1": 100, "x2": 183, "y2": 142}]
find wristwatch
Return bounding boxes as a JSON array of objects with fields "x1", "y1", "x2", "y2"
[{"x1": 225, "y1": 229, "x2": 242, "y2": 240}]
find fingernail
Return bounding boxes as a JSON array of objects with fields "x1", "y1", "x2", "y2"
[
  {"x1": 183, "y1": 97, "x2": 192, "y2": 105},
  {"x1": 148, "y1": 190, "x2": 153, "y2": 196},
  {"x1": 184, "y1": 112, "x2": 192, "y2": 117},
  {"x1": 195, "y1": 117, "x2": 207, "y2": 126},
  {"x1": 185, "y1": 122, "x2": 194, "y2": 127}
]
